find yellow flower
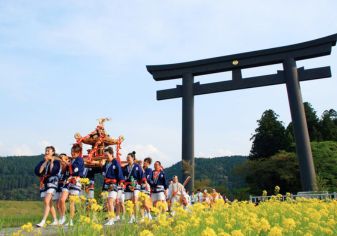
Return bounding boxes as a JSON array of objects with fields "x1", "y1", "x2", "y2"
[
  {"x1": 80, "y1": 178, "x2": 90, "y2": 185},
  {"x1": 282, "y1": 218, "x2": 296, "y2": 231},
  {"x1": 262, "y1": 190, "x2": 267, "y2": 196},
  {"x1": 260, "y1": 218, "x2": 271, "y2": 232},
  {"x1": 190, "y1": 216, "x2": 200, "y2": 227},
  {"x1": 91, "y1": 222, "x2": 103, "y2": 232},
  {"x1": 107, "y1": 211, "x2": 115, "y2": 219},
  {"x1": 125, "y1": 200, "x2": 134, "y2": 216},
  {"x1": 139, "y1": 230, "x2": 154, "y2": 236},
  {"x1": 91, "y1": 203, "x2": 103, "y2": 212},
  {"x1": 268, "y1": 226, "x2": 282, "y2": 236},
  {"x1": 79, "y1": 215, "x2": 91, "y2": 224},
  {"x1": 308, "y1": 222, "x2": 319, "y2": 231},
  {"x1": 157, "y1": 214, "x2": 170, "y2": 227},
  {"x1": 173, "y1": 221, "x2": 188, "y2": 234},
  {"x1": 274, "y1": 186, "x2": 280, "y2": 194},
  {"x1": 218, "y1": 233, "x2": 231, "y2": 236},
  {"x1": 205, "y1": 216, "x2": 215, "y2": 226},
  {"x1": 201, "y1": 227, "x2": 217, "y2": 236},
  {"x1": 88, "y1": 198, "x2": 97, "y2": 205},
  {"x1": 100, "y1": 191, "x2": 108, "y2": 199},
  {"x1": 11, "y1": 229, "x2": 23, "y2": 236},
  {"x1": 156, "y1": 201, "x2": 167, "y2": 213},
  {"x1": 231, "y1": 230, "x2": 244, "y2": 236},
  {"x1": 225, "y1": 223, "x2": 232, "y2": 230},
  {"x1": 80, "y1": 195, "x2": 86, "y2": 202},
  {"x1": 21, "y1": 222, "x2": 33, "y2": 232},
  {"x1": 151, "y1": 206, "x2": 160, "y2": 215},
  {"x1": 69, "y1": 195, "x2": 80, "y2": 204}
]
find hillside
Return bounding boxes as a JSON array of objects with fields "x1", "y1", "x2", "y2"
[
  {"x1": 0, "y1": 155, "x2": 43, "y2": 200},
  {"x1": 164, "y1": 156, "x2": 248, "y2": 193}
]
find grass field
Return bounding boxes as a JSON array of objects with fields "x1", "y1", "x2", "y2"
[{"x1": 0, "y1": 200, "x2": 46, "y2": 228}]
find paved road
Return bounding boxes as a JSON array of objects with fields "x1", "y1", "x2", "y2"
[{"x1": 0, "y1": 226, "x2": 64, "y2": 236}]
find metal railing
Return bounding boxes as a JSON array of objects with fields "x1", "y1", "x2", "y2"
[{"x1": 249, "y1": 191, "x2": 337, "y2": 203}]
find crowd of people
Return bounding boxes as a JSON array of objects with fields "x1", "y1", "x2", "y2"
[{"x1": 34, "y1": 144, "x2": 223, "y2": 227}]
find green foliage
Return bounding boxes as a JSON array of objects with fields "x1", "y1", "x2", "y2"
[
  {"x1": 242, "y1": 151, "x2": 301, "y2": 195},
  {"x1": 319, "y1": 109, "x2": 337, "y2": 141},
  {"x1": 249, "y1": 109, "x2": 291, "y2": 159},
  {"x1": 242, "y1": 141, "x2": 337, "y2": 195},
  {"x1": 0, "y1": 200, "x2": 44, "y2": 227},
  {"x1": 0, "y1": 155, "x2": 43, "y2": 200},
  {"x1": 311, "y1": 141, "x2": 337, "y2": 191}
]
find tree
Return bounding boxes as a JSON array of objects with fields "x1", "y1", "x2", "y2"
[
  {"x1": 249, "y1": 110, "x2": 291, "y2": 159},
  {"x1": 286, "y1": 102, "x2": 321, "y2": 142},
  {"x1": 319, "y1": 109, "x2": 337, "y2": 141},
  {"x1": 242, "y1": 151, "x2": 301, "y2": 195}
]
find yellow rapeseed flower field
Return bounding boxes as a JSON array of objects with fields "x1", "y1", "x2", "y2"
[{"x1": 11, "y1": 197, "x2": 337, "y2": 236}]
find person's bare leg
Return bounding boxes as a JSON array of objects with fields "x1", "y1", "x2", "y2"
[
  {"x1": 49, "y1": 199, "x2": 58, "y2": 223},
  {"x1": 69, "y1": 198, "x2": 75, "y2": 219},
  {"x1": 36, "y1": 193, "x2": 52, "y2": 226},
  {"x1": 59, "y1": 191, "x2": 69, "y2": 224}
]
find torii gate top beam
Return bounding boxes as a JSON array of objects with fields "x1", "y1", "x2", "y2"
[{"x1": 147, "y1": 34, "x2": 337, "y2": 81}]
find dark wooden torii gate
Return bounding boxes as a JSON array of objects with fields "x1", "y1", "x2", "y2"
[{"x1": 147, "y1": 34, "x2": 337, "y2": 192}]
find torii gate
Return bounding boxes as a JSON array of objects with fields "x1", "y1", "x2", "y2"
[{"x1": 147, "y1": 34, "x2": 337, "y2": 192}]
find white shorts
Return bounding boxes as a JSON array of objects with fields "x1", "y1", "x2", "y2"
[
  {"x1": 40, "y1": 188, "x2": 56, "y2": 198},
  {"x1": 62, "y1": 188, "x2": 80, "y2": 196},
  {"x1": 117, "y1": 190, "x2": 124, "y2": 203},
  {"x1": 53, "y1": 192, "x2": 60, "y2": 200},
  {"x1": 80, "y1": 190, "x2": 95, "y2": 199},
  {"x1": 108, "y1": 191, "x2": 118, "y2": 199},
  {"x1": 87, "y1": 190, "x2": 95, "y2": 199},
  {"x1": 171, "y1": 196, "x2": 181, "y2": 204},
  {"x1": 151, "y1": 192, "x2": 166, "y2": 202},
  {"x1": 125, "y1": 190, "x2": 139, "y2": 201}
]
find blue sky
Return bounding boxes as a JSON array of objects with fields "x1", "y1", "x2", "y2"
[{"x1": 0, "y1": 0, "x2": 337, "y2": 167}]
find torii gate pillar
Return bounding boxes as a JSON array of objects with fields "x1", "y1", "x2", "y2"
[
  {"x1": 284, "y1": 58, "x2": 317, "y2": 190},
  {"x1": 182, "y1": 73, "x2": 194, "y2": 192}
]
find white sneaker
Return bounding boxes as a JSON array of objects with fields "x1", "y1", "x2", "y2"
[
  {"x1": 128, "y1": 216, "x2": 136, "y2": 224},
  {"x1": 113, "y1": 216, "x2": 120, "y2": 222},
  {"x1": 59, "y1": 217, "x2": 66, "y2": 225},
  {"x1": 147, "y1": 213, "x2": 152, "y2": 220},
  {"x1": 104, "y1": 220, "x2": 114, "y2": 226},
  {"x1": 50, "y1": 220, "x2": 59, "y2": 226},
  {"x1": 66, "y1": 220, "x2": 73, "y2": 227},
  {"x1": 36, "y1": 221, "x2": 45, "y2": 228}
]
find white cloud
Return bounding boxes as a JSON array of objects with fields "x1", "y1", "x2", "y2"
[
  {"x1": 11, "y1": 144, "x2": 34, "y2": 156},
  {"x1": 120, "y1": 143, "x2": 172, "y2": 167},
  {"x1": 38, "y1": 140, "x2": 52, "y2": 150}
]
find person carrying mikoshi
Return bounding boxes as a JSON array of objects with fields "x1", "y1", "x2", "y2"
[
  {"x1": 34, "y1": 146, "x2": 61, "y2": 227},
  {"x1": 101, "y1": 147, "x2": 125, "y2": 226},
  {"x1": 58, "y1": 144, "x2": 85, "y2": 226},
  {"x1": 55, "y1": 153, "x2": 71, "y2": 220},
  {"x1": 149, "y1": 161, "x2": 168, "y2": 210},
  {"x1": 138, "y1": 157, "x2": 153, "y2": 221},
  {"x1": 122, "y1": 151, "x2": 146, "y2": 223},
  {"x1": 168, "y1": 175, "x2": 186, "y2": 206}
]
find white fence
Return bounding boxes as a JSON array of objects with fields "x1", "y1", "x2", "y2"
[{"x1": 249, "y1": 191, "x2": 337, "y2": 203}]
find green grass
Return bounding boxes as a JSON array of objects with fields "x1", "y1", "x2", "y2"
[{"x1": 0, "y1": 200, "x2": 46, "y2": 228}]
